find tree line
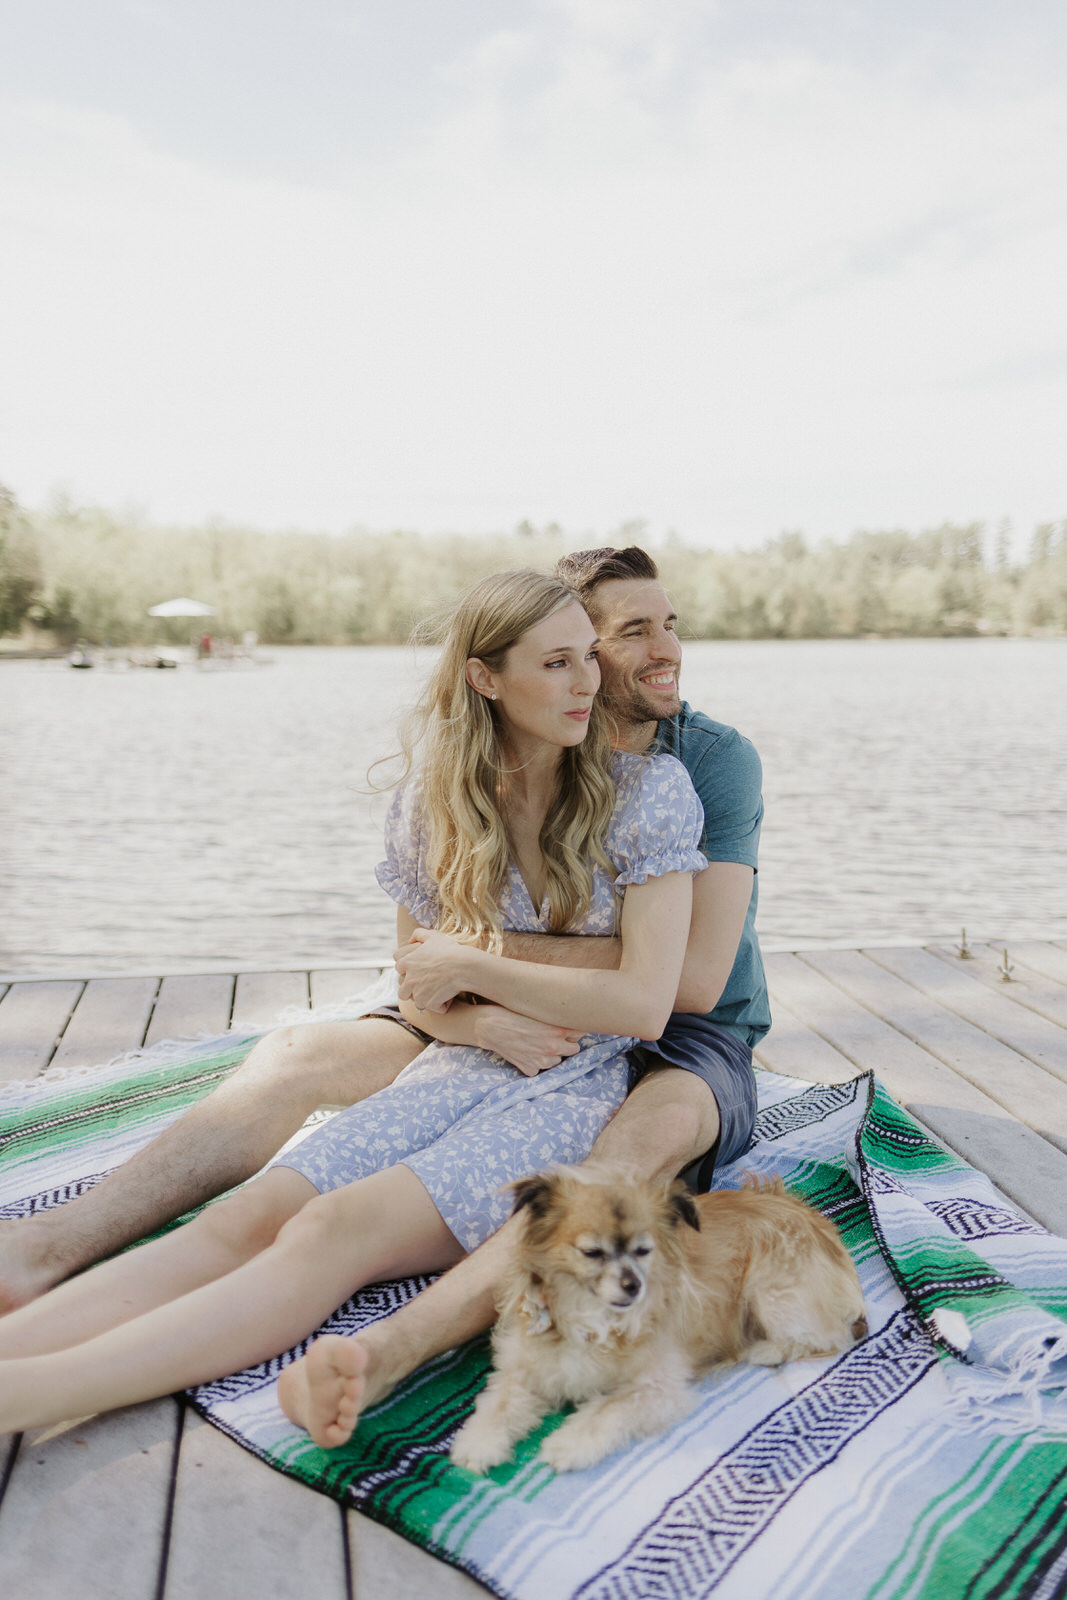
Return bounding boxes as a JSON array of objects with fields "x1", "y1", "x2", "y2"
[{"x1": 1, "y1": 484, "x2": 1065, "y2": 645}]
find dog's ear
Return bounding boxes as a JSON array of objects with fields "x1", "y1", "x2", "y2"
[
  {"x1": 667, "y1": 1183, "x2": 701, "y2": 1232},
  {"x1": 510, "y1": 1175, "x2": 557, "y2": 1219}
]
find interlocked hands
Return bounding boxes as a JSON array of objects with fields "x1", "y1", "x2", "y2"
[{"x1": 394, "y1": 928, "x2": 583, "y2": 1077}]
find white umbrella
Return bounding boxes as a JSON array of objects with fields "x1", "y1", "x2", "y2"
[{"x1": 147, "y1": 597, "x2": 216, "y2": 617}]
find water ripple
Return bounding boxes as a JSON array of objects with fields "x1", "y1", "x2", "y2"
[{"x1": 3, "y1": 639, "x2": 1065, "y2": 974}]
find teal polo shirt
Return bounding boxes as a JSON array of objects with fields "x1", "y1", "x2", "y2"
[{"x1": 653, "y1": 703, "x2": 771, "y2": 1044}]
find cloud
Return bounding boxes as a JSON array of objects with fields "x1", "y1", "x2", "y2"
[{"x1": 1, "y1": 5, "x2": 1065, "y2": 544}]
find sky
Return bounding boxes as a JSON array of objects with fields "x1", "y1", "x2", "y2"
[{"x1": 1, "y1": 0, "x2": 1065, "y2": 550}]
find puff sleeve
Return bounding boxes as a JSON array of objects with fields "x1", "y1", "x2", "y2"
[
  {"x1": 607, "y1": 752, "x2": 708, "y2": 889},
  {"x1": 374, "y1": 780, "x2": 441, "y2": 928}
]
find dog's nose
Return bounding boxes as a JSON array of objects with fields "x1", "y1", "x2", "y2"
[{"x1": 619, "y1": 1267, "x2": 640, "y2": 1299}]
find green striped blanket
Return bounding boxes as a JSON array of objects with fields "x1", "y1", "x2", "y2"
[{"x1": 2, "y1": 1009, "x2": 1066, "y2": 1599}]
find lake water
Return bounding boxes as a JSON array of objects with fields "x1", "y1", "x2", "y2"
[{"x1": 3, "y1": 639, "x2": 1065, "y2": 976}]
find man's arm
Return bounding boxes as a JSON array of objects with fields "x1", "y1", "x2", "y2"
[
  {"x1": 672, "y1": 861, "x2": 753, "y2": 1014},
  {"x1": 499, "y1": 930, "x2": 620, "y2": 967},
  {"x1": 497, "y1": 863, "x2": 753, "y2": 1018},
  {"x1": 399, "y1": 851, "x2": 753, "y2": 1051},
  {"x1": 399, "y1": 870, "x2": 694, "y2": 1039},
  {"x1": 393, "y1": 908, "x2": 584, "y2": 1075}
]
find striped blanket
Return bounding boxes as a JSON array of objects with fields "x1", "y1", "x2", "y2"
[{"x1": 2, "y1": 1003, "x2": 1066, "y2": 1599}]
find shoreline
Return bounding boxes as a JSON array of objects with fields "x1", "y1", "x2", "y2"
[
  {"x1": 7, "y1": 930, "x2": 1067, "y2": 987},
  {"x1": 5, "y1": 633, "x2": 1067, "y2": 658}
]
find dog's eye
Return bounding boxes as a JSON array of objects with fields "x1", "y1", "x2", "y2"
[
  {"x1": 631, "y1": 1245, "x2": 652, "y2": 1258},
  {"x1": 580, "y1": 1247, "x2": 606, "y2": 1261}
]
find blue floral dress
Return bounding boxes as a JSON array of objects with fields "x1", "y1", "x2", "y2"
[{"x1": 274, "y1": 751, "x2": 706, "y2": 1249}]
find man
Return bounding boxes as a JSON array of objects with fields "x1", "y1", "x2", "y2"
[{"x1": 0, "y1": 547, "x2": 769, "y2": 1408}]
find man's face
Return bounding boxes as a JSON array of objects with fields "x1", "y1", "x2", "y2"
[{"x1": 586, "y1": 578, "x2": 683, "y2": 731}]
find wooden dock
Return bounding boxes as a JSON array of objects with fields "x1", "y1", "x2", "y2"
[{"x1": 2, "y1": 939, "x2": 1066, "y2": 1600}]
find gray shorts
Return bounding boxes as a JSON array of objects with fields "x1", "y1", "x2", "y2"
[
  {"x1": 365, "y1": 1002, "x2": 757, "y2": 1192},
  {"x1": 359, "y1": 1004, "x2": 435, "y2": 1046},
  {"x1": 629, "y1": 1013, "x2": 758, "y2": 1189}
]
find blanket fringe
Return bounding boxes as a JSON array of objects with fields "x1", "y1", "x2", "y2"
[{"x1": 944, "y1": 1322, "x2": 1067, "y2": 1436}]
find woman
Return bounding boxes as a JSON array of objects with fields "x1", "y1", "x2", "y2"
[{"x1": 0, "y1": 570, "x2": 706, "y2": 1439}]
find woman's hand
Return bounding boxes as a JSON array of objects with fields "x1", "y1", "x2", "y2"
[
  {"x1": 472, "y1": 1005, "x2": 584, "y2": 1077},
  {"x1": 394, "y1": 928, "x2": 479, "y2": 1013}
]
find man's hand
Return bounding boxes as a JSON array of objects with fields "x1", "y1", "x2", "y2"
[
  {"x1": 394, "y1": 928, "x2": 479, "y2": 1013},
  {"x1": 473, "y1": 1006, "x2": 584, "y2": 1077}
]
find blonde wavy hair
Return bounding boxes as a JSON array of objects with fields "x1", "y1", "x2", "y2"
[{"x1": 400, "y1": 569, "x2": 618, "y2": 951}]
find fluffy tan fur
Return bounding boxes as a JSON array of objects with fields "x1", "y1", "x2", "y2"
[{"x1": 451, "y1": 1167, "x2": 867, "y2": 1475}]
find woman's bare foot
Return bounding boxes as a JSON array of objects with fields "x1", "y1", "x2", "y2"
[{"x1": 278, "y1": 1335, "x2": 370, "y2": 1448}]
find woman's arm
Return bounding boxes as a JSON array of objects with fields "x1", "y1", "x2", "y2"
[
  {"x1": 412, "y1": 1000, "x2": 586, "y2": 1076},
  {"x1": 497, "y1": 867, "x2": 753, "y2": 1015},
  {"x1": 393, "y1": 909, "x2": 584, "y2": 1075},
  {"x1": 396, "y1": 869, "x2": 694, "y2": 1041}
]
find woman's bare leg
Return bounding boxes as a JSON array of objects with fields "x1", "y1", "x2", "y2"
[
  {"x1": 0, "y1": 1019, "x2": 422, "y2": 1313},
  {"x1": 0, "y1": 1165, "x2": 463, "y2": 1436},
  {"x1": 0, "y1": 1168, "x2": 316, "y2": 1360},
  {"x1": 277, "y1": 1069, "x2": 722, "y2": 1447}
]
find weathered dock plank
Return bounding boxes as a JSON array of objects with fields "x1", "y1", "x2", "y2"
[
  {"x1": 165, "y1": 1410, "x2": 349, "y2": 1600},
  {"x1": 347, "y1": 1508, "x2": 489, "y2": 1598},
  {"x1": 144, "y1": 973, "x2": 236, "y2": 1046},
  {"x1": 311, "y1": 966, "x2": 384, "y2": 1010},
  {"x1": 753, "y1": 1002, "x2": 859, "y2": 1084},
  {"x1": 927, "y1": 941, "x2": 1067, "y2": 1031},
  {"x1": 231, "y1": 971, "x2": 310, "y2": 1030},
  {"x1": 0, "y1": 979, "x2": 84, "y2": 1083},
  {"x1": 763, "y1": 953, "x2": 1067, "y2": 1233},
  {"x1": 798, "y1": 949, "x2": 1067, "y2": 1148},
  {"x1": 47, "y1": 977, "x2": 159, "y2": 1076},
  {"x1": 1000, "y1": 941, "x2": 1067, "y2": 987},
  {"x1": 0, "y1": 1402, "x2": 177, "y2": 1600},
  {"x1": 764, "y1": 954, "x2": 1011, "y2": 1116},
  {"x1": 869, "y1": 946, "x2": 1067, "y2": 1082}
]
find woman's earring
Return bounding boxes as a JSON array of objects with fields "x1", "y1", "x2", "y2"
[{"x1": 491, "y1": 693, "x2": 497, "y2": 701}]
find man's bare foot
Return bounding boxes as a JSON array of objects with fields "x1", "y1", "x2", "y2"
[
  {"x1": 278, "y1": 1336, "x2": 371, "y2": 1449},
  {"x1": 0, "y1": 1221, "x2": 61, "y2": 1316}
]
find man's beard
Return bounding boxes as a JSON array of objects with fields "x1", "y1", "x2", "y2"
[{"x1": 600, "y1": 676, "x2": 682, "y2": 728}]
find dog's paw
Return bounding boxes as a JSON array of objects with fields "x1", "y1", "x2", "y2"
[
  {"x1": 539, "y1": 1419, "x2": 609, "y2": 1474},
  {"x1": 450, "y1": 1420, "x2": 514, "y2": 1475}
]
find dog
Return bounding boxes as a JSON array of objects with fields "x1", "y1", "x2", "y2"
[{"x1": 450, "y1": 1166, "x2": 867, "y2": 1475}]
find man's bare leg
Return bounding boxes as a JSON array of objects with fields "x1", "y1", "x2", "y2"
[
  {"x1": 592, "y1": 1066, "x2": 719, "y2": 1184},
  {"x1": 0, "y1": 1168, "x2": 316, "y2": 1359},
  {"x1": 280, "y1": 1067, "x2": 717, "y2": 1447},
  {"x1": 0, "y1": 1019, "x2": 422, "y2": 1313},
  {"x1": 278, "y1": 1334, "x2": 370, "y2": 1448},
  {"x1": 279, "y1": 1222, "x2": 510, "y2": 1448}
]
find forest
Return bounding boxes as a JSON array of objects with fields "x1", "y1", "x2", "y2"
[{"x1": 1, "y1": 483, "x2": 1065, "y2": 646}]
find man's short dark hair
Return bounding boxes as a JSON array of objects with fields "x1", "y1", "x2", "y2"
[{"x1": 554, "y1": 546, "x2": 659, "y2": 617}]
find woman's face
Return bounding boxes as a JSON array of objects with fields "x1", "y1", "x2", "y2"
[{"x1": 470, "y1": 601, "x2": 601, "y2": 757}]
